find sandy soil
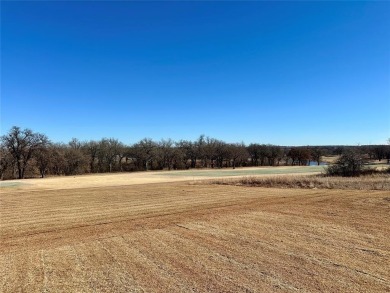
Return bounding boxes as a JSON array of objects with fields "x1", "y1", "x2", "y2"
[
  {"x1": 0, "y1": 166, "x2": 323, "y2": 191},
  {"x1": 1, "y1": 181, "x2": 389, "y2": 292}
]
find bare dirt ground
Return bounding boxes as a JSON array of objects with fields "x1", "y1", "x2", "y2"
[{"x1": 1, "y1": 178, "x2": 389, "y2": 292}]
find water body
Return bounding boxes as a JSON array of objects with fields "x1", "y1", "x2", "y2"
[{"x1": 308, "y1": 161, "x2": 328, "y2": 166}]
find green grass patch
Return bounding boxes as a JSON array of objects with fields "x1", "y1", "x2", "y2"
[{"x1": 0, "y1": 181, "x2": 28, "y2": 188}]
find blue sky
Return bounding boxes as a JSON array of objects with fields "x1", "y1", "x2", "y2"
[{"x1": 1, "y1": 1, "x2": 389, "y2": 145}]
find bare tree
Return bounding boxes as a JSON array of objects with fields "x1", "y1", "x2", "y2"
[
  {"x1": 34, "y1": 145, "x2": 52, "y2": 178},
  {"x1": 214, "y1": 140, "x2": 228, "y2": 168},
  {"x1": 386, "y1": 139, "x2": 390, "y2": 164},
  {"x1": 311, "y1": 147, "x2": 323, "y2": 166},
  {"x1": 247, "y1": 144, "x2": 260, "y2": 166},
  {"x1": 83, "y1": 140, "x2": 99, "y2": 173},
  {"x1": 158, "y1": 139, "x2": 176, "y2": 170},
  {"x1": 228, "y1": 143, "x2": 248, "y2": 169},
  {"x1": 1, "y1": 126, "x2": 49, "y2": 179},
  {"x1": 177, "y1": 140, "x2": 196, "y2": 168},
  {"x1": 48, "y1": 143, "x2": 67, "y2": 176},
  {"x1": 202, "y1": 137, "x2": 220, "y2": 168},
  {"x1": 266, "y1": 145, "x2": 282, "y2": 166},
  {"x1": 0, "y1": 145, "x2": 13, "y2": 180},
  {"x1": 132, "y1": 138, "x2": 157, "y2": 170},
  {"x1": 98, "y1": 138, "x2": 122, "y2": 172}
]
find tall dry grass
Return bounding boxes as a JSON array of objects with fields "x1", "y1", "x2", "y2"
[{"x1": 208, "y1": 174, "x2": 390, "y2": 191}]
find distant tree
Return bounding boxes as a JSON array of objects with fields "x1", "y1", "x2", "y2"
[
  {"x1": 266, "y1": 145, "x2": 282, "y2": 166},
  {"x1": 228, "y1": 143, "x2": 248, "y2": 169},
  {"x1": 373, "y1": 145, "x2": 386, "y2": 161},
  {"x1": 177, "y1": 140, "x2": 196, "y2": 168},
  {"x1": 385, "y1": 146, "x2": 390, "y2": 164},
  {"x1": 98, "y1": 138, "x2": 122, "y2": 172},
  {"x1": 297, "y1": 147, "x2": 311, "y2": 166},
  {"x1": 214, "y1": 140, "x2": 228, "y2": 168},
  {"x1": 247, "y1": 144, "x2": 260, "y2": 166},
  {"x1": 171, "y1": 146, "x2": 186, "y2": 169},
  {"x1": 0, "y1": 145, "x2": 13, "y2": 180},
  {"x1": 258, "y1": 145, "x2": 268, "y2": 166},
  {"x1": 196, "y1": 135, "x2": 207, "y2": 167},
  {"x1": 68, "y1": 138, "x2": 82, "y2": 150},
  {"x1": 117, "y1": 143, "x2": 128, "y2": 172},
  {"x1": 287, "y1": 147, "x2": 299, "y2": 165},
  {"x1": 326, "y1": 149, "x2": 366, "y2": 177},
  {"x1": 276, "y1": 147, "x2": 286, "y2": 166},
  {"x1": 64, "y1": 147, "x2": 87, "y2": 175},
  {"x1": 83, "y1": 140, "x2": 99, "y2": 173},
  {"x1": 387, "y1": 139, "x2": 390, "y2": 164},
  {"x1": 1, "y1": 126, "x2": 49, "y2": 179},
  {"x1": 34, "y1": 145, "x2": 52, "y2": 178},
  {"x1": 49, "y1": 143, "x2": 67, "y2": 176},
  {"x1": 311, "y1": 147, "x2": 323, "y2": 166},
  {"x1": 157, "y1": 139, "x2": 176, "y2": 170},
  {"x1": 203, "y1": 137, "x2": 220, "y2": 168},
  {"x1": 132, "y1": 138, "x2": 157, "y2": 170},
  {"x1": 333, "y1": 146, "x2": 344, "y2": 156}
]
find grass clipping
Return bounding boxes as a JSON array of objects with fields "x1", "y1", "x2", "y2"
[{"x1": 208, "y1": 174, "x2": 390, "y2": 191}]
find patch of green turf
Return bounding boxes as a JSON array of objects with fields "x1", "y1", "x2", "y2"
[{"x1": 0, "y1": 181, "x2": 27, "y2": 188}]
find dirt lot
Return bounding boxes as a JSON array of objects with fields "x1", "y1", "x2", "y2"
[{"x1": 1, "y1": 178, "x2": 389, "y2": 292}]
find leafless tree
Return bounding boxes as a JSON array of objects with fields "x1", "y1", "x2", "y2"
[
  {"x1": 83, "y1": 140, "x2": 99, "y2": 173},
  {"x1": 228, "y1": 143, "x2": 248, "y2": 169},
  {"x1": 97, "y1": 138, "x2": 122, "y2": 172},
  {"x1": 311, "y1": 147, "x2": 323, "y2": 166},
  {"x1": 158, "y1": 139, "x2": 176, "y2": 170},
  {"x1": 247, "y1": 144, "x2": 260, "y2": 166},
  {"x1": 177, "y1": 140, "x2": 196, "y2": 168},
  {"x1": 34, "y1": 145, "x2": 52, "y2": 178},
  {"x1": 132, "y1": 138, "x2": 157, "y2": 170},
  {"x1": 48, "y1": 143, "x2": 67, "y2": 175},
  {"x1": 0, "y1": 145, "x2": 13, "y2": 180},
  {"x1": 1, "y1": 126, "x2": 49, "y2": 179}
]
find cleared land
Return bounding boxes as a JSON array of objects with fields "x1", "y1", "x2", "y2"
[
  {"x1": 0, "y1": 165, "x2": 324, "y2": 191},
  {"x1": 1, "y1": 174, "x2": 389, "y2": 292}
]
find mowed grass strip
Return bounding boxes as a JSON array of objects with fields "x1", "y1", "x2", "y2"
[
  {"x1": 0, "y1": 182, "x2": 389, "y2": 292},
  {"x1": 155, "y1": 165, "x2": 325, "y2": 177}
]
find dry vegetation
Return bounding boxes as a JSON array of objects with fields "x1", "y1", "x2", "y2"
[
  {"x1": 208, "y1": 174, "x2": 390, "y2": 191},
  {"x1": 1, "y1": 177, "x2": 389, "y2": 292}
]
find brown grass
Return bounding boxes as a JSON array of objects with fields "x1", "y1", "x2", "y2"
[
  {"x1": 208, "y1": 174, "x2": 390, "y2": 190},
  {"x1": 0, "y1": 165, "x2": 321, "y2": 191},
  {"x1": 1, "y1": 181, "x2": 389, "y2": 292}
]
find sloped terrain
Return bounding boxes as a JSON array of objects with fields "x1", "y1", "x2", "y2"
[{"x1": 1, "y1": 182, "x2": 389, "y2": 292}]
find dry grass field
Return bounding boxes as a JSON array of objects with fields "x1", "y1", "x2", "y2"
[
  {"x1": 0, "y1": 166, "x2": 324, "y2": 191},
  {"x1": 1, "y1": 173, "x2": 389, "y2": 292}
]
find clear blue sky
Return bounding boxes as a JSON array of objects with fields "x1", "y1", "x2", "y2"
[{"x1": 1, "y1": 1, "x2": 389, "y2": 146}]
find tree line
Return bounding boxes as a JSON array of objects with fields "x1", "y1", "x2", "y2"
[{"x1": 1, "y1": 126, "x2": 389, "y2": 180}]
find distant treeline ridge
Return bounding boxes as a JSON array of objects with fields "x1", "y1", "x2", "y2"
[{"x1": 1, "y1": 126, "x2": 389, "y2": 179}]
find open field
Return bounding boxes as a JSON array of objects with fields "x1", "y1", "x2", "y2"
[
  {"x1": 1, "y1": 176, "x2": 389, "y2": 292},
  {"x1": 0, "y1": 165, "x2": 324, "y2": 191}
]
